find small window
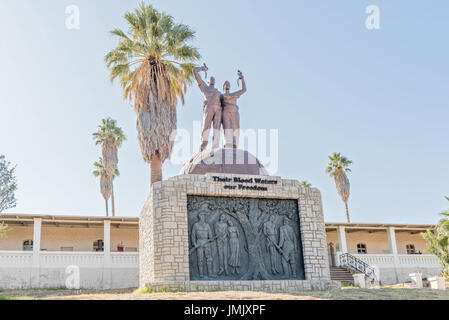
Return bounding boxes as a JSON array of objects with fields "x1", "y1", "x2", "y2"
[
  {"x1": 93, "y1": 240, "x2": 104, "y2": 252},
  {"x1": 357, "y1": 243, "x2": 367, "y2": 254},
  {"x1": 23, "y1": 240, "x2": 33, "y2": 251},
  {"x1": 406, "y1": 244, "x2": 416, "y2": 254}
]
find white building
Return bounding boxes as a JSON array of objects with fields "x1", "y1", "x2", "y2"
[
  {"x1": 0, "y1": 214, "x2": 139, "y2": 289},
  {"x1": 0, "y1": 214, "x2": 442, "y2": 289},
  {"x1": 326, "y1": 222, "x2": 441, "y2": 284}
]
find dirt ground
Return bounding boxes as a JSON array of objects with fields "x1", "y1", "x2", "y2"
[
  {"x1": 1, "y1": 287, "x2": 449, "y2": 300},
  {"x1": 0, "y1": 288, "x2": 321, "y2": 300}
]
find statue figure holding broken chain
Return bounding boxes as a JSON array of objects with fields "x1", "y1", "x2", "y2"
[{"x1": 221, "y1": 70, "x2": 246, "y2": 149}]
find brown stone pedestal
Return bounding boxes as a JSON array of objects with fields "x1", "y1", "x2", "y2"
[{"x1": 180, "y1": 148, "x2": 268, "y2": 176}]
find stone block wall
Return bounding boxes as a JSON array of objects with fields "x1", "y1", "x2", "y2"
[{"x1": 139, "y1": 173, "x2": 339, "y2": 291}]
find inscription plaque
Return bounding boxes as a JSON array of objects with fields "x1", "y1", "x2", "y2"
[{"x1": 187, "y1": 196, "x2": 305, "y2": 281}]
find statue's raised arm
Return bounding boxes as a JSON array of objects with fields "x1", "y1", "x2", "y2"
[
  {"x1": 221, "y1": 71, "x2": 247, "y2": 149},
  {"x1": 231, "y1": 71, "x2": 247, "y2": 98},
  {"x1": 193, "y1": 64, "x2": 222, "y2": 151},
  {"x1": 193, "y1": 65, "x2": 208, "y2": 92}
]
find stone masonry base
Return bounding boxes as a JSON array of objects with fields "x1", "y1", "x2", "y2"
[
  {"x1": 140, "y1": 173, "x2": 337, "y2": 291},
  {"x1": 143, "y1": 280, "x2": 340, "y2": 292}
]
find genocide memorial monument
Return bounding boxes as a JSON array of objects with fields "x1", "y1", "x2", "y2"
[{"x1": 139, "y1": 64, "x2": 338, "y2": 291}]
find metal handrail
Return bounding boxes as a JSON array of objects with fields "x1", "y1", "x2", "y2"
[{"x1": 339, "y1": 253, "x2": 376, "y2": 281}]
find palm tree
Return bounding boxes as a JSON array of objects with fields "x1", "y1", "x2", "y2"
[
  {"x1": 93, "y1": 158, "x2": 120, "y2": 217},
  {"x1": 93, "y1": 118, "x2": 126, "y2": 216},
  {"x1": 105, "y1": 2, "x2": 200, "y2": 185},
  {"x1": 92, "y1": 118, "x2": 126, "y2": 177},
  {"x1": 300, "y1": 181, "x2": 312, "y2": 188},
  {"x1": 325, "y1": 152, "x2": 352, "y2": 223}
]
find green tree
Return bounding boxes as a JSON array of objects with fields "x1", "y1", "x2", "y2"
[
  {"x1": 93, "y1": 158, "x2": 120, "y2": 217},
  {"x1": 0, "y1": 155, "x2": 17, "y2": 237},
  {"x1": 300, "y1": 180, "x2": 312, "y2": 188},
  {"x1": 0, "y1": 155, "x2": 17, "y2": 213},
  {"x1": 93, "y1": 118, "x2": 126, "y2": 216},
  {"x1": 421, "y1": 197, "x2": 449, "y2": 278},
  {"x1": 325, "y1": 152, "x2": 352, "y2": 223},
  {"x1": 105, "y1": 2, "x2": 200, "y2": 185}
]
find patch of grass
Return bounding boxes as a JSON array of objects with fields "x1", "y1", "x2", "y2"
[
  {"x1": 340, "y1": 282, "x2": 356, "y2": 288},
  {"x1": 33, "y1": 286, "x2": 70, "y2": 291},
  {"x1": 0, "y1": 296, "x2": 35, "y2": 300},
  {"x1": 134, "y1": 285, "x2": 185, "y2": 294}
]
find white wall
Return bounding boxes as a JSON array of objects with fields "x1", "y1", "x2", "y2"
[
  {"x1": 0, "y1": 226, "x2": 34, "y2": 250},
  {"x1": 326, "y1": 229, "x2": 429, "y2": 255},
  {"x1": 0, "y1": 225, "x2": 139, "y2": 252},
  {"x1": 41, "y1": 226, "x2": 104, "y2": 251},
  {"x1": 395, "y1": 231, "x2": 428, "y2": 254},
  {"x1": 354, "y1": 253, "x2": 442, "y2": 284},
  {"x1": 0, "y1": 251, "x2": 139, "y2": 289},
  {"x1": 111, "y1": 227, "x2": 139, "y2": 252}
]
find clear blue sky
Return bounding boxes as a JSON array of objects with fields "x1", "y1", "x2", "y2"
[{"x1": 0, "y1": 0, "x2": 448, "y2": 224}]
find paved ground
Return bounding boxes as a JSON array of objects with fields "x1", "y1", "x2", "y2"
[{"x1": 1, "y1": 287, "x2": 449, "y2": 300}]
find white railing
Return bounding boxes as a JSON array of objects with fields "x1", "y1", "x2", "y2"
[
  {"x1": 352, "y1": 254, "x2": 395, "y2": 266},
  {"x1": 111, "y1": 252, "x2": 139, "y2": 267},
  {"x1": 39, "y1": 251, "x2": 105, "y2": 268},
  {"x1": 350, "y1": 253, "x2": 440, "y2": 268},
  {"x1": 0, "y1": 251, "x2": 33, "y2": 267},
  {"x1": 0, "y1": 251, "x2": 139, "y2": 289},
  {"x1": 0, "y1": 250, "x2": 139, "y2": 269},
  {"x1": 398, "y1": 254, "x2": 440, "y2": 267}
]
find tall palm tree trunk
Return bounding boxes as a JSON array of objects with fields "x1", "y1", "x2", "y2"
[
  {"x1": 345, "y1": 201, "x2": 350, "y2": 223},
  {"x1": 105, "y1": 199, "x2": 109, "y2": 217},
  {"x1": 111, "y1": 183, "x2": 115, "y2": 217},
  {"x1": 150, "y1": 153, "x2": 163, "y2": 184}
]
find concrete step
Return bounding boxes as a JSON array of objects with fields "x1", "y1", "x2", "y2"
[{"x1": 330, "y1": 267, "x2": 354, "y2": 283}]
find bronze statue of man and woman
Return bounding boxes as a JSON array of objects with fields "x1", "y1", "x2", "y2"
[{"x1": 193, "y1": 64, "x2": 247, "y2": 151}]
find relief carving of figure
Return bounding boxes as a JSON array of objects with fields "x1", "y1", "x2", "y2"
[
  {"x1": 214, "y1": 214, "x2": 229, "y2": 276},
  {"x1": 263, "y1": 215, "x2": 280, "y2": 275},
  {"x1": 221, "y1": 71, "x2": 247, "y2": 149},
  {"x1": 193, "y1": 65, "x2": 222, "y2": 151},
  {"x1": 227, "y1": 220, "x2": 241, "y2": 275},
  {"x1": 191, "y1": 211, "x2": 215, "y2": 278},
  {"x1": 278, "y1": 217, "x2": 297, "y2": 277}
]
